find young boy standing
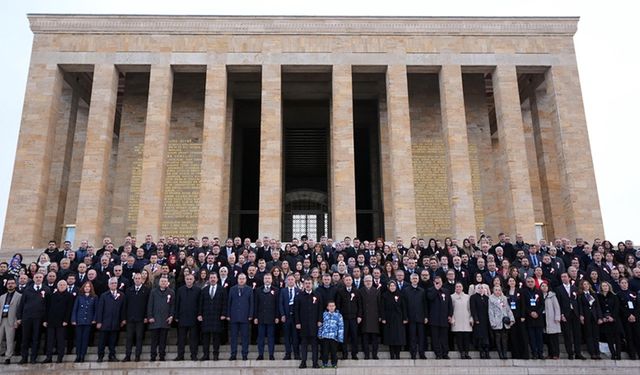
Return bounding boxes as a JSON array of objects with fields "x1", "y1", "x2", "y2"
[{"x1": 317, "y1": 300, "x2": 344, "y2": 368}]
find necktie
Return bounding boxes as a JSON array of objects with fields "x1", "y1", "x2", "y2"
[
  {"x1": 289, "y1": 288, "x2": 293, "y2": 302},
  {"x1": 210, "y1": 286, "x2": 215, "y2": 298},
  {"x1": 136, "y1": 287, "x2": 140, "y2": 293},
  {"x1": 36, "y1": 285, "x2": 40, "y2": 292}
]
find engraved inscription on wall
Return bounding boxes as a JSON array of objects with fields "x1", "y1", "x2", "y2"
[{"x1": 161, "y1": 139, "x2": 202, "y2": 237}]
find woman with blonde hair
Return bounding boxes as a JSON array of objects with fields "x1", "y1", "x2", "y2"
[
  {"x1": 597, "y1": 281, "x2": 622, "y2": 359},
  {"x1": 451, "y1": 282, "x2": 473, "y2": 359}
]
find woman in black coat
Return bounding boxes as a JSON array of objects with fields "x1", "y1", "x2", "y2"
[
  {"x1": 198, "y1": 273, "x2": 228, "y2": 360},
  {"x1": 505, "y1": 277, "x2": 529, "y2": 359},
  {"x1": 379, "y1": 281, "x2": 407, "y2": 359},
  {"x1": 578, "y1": 279, "x2": 603, "y2": 359},
  {"x1": 470, "y1": 283, "x2": 490, "y2": 358},
  {"x1": 43, "y1": 280, "x2": 74, "y2": 363},
  {"x1": 598, "y1": 281, "x2": 622, "y2": 359}
]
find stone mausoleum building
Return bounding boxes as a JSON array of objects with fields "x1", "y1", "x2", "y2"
[{"x1": 2, "y1": 14, "x2": 604, "y2": 252}]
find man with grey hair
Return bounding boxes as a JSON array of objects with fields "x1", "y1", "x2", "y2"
[{"x1": 95, "y1": 277, "x2": 125, "y2": 362}]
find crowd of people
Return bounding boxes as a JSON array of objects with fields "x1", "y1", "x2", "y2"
[{"x1": 0, "y1": 233, "x2": 639, "y2": 368}]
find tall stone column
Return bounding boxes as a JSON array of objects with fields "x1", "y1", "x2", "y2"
[
  {"x1": 198, "y1": 64, "x2": 228, "y2": 238},
  {"x1": 75, "y1": 64, "x2": 119, "y2": 247},
  {"x1": 439, "y1": 65, "x2": 477, "y2": 240},
  {"x1": 330, "y1": 65, "x2": 357, "y2": 240},
  {"x1": 2, "y1": 64, "x2": 63, "y2": 250},
  {"x1": 545, "y1": 65, "x2": 604, "y2": 240},
  {"x1": 385, "y1": 64, "x2": 417, "y2": 241},
  {"x1": 258, "y1": 64, "x2": 282, "y2": 239},
  {"x1": 136, "y1": 65, "x2": 174, "y2": 240},
  {"x1": 492, "y1": 65, "x2": 536, "y2": 241}
]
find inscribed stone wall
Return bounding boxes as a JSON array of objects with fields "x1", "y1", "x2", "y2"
[{"x1": 409, "y1": 74, "x2": 451, "y2": 239}]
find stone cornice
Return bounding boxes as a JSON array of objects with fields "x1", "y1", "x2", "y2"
[{"x1": 27, "y1": 14, "x2": 579, "y2": 36}]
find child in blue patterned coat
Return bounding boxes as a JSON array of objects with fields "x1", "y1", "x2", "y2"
[{"x1": 317, "y1": 300, "x2": 344, "y2": 368}]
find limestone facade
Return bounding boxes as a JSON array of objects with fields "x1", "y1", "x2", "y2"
[{"x1": 1, "y1": 15, "x2": 604, "y2": 252}]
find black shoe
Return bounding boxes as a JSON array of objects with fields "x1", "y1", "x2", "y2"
[
  {"x1": 419, "y1": 354, "x2": 427, "y2": 360},
  {"x1": 256, "y1": 355, "x2": 264, "y2": 361},
  {"x1": 242, "y1": 355, "x2": 248, "y2": 361},
  {"x1": 150, "y1": 357, "x2": 156, "y2": 362},
  {"x1": 341, "y1": 353, "x2": 348, "y2": 360},
  {"x1": 372, "y1": 354, "x2": 379, "y2": 360},
  {"x1": 464, "y1": 353, "x2": 472, "y2": 360},
  {"x1": 269, "y1": 355, "x2": 275, "y2": 361},
  {"x1": 228, "y1": 355, "x2": 236, "y2": 361},
  {"x1": 294, "y1": 354, "x2": 301, "y2": 360},
  {"x1": 191, "y1": 356, "x2": 198, "y2": 361},
  {"x1": 410, "y1": 354, "x2": 416, "y2": 360},
  {"x1": 5, "y1": 359, "x2": 10, "y2": 365},
  {"x1": 312, "y1": 363, "x2": 320, "y2": 368},
  {"x1": 283, "y1": 354, "x2": 291, "y2": 360},
  {"x1": 159, "y1": 356, "x2": 165, "y2": 362},
  {"x1": 213, "y1": 354, "x2": 219, "y2": 361},
  {"x1": 108, "y1": 356, "x2": 117, "y2": 362},
  {"x1": 42, "y1": 358, "x2": 52, "y2": 364},
  {"x1": 200, "y1": 356, "x2": 209, "y2": 361},
  {"x1": 29, "y1": 358, "x2": 37, "y2": 364},
  {"x1": 18, "y1": 358, "x2": 27, "y2": 365},
  {"x1": 364, "y1": 354, "x2": 370, "y2": 360},
  {"x1": 97, "y1": 356, "x2": 104, "y2": 363},
  {"x1": 56, "y1": 358, "x2": 63, "y2": 364},
  {"x1": 299, "y1": 361, "x2": 307, "y2": 369},
  {"x1": 122, "y1": 356, "x2": 131, "y2": 362},
  {"x1": 485, "y1": 352, "x2": 491, "y2": 360},
  {"x1": 575, "y1": 354, "x2": 586, "y2": 360},
  {"x1": 352, "y1": 354, "x2": 359, "y2": 360},
  {"x1": 443, "y1": 354, "x2": 450, "y2": 359},
  {"x1": 135, "y1": 356, "x2": 141, "y2": 362},
  {"x1": 174, "y1": 356, "x2": 184, "y2": 361}
]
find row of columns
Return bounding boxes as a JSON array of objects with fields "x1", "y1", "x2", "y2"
[{"x1": 3, "y1": 62, "x2": 601, "y2": 249}]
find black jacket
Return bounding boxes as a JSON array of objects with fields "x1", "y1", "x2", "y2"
[
  {"x1": 315, "y1": 284, "x2": 338, "y2": 306},
  {"x1": 44, "y1": 290, "x2": 74, "y2": 327},
  {"x1": 294, "y1": 290, "x2": 323, "y2": 337},
  {"x1": 17, "y1": 284, "x2": 50, "y2": 320},
  {"x1": 402, "y1": 285, "x2": 428, "y2": 323},
  {"x1": 336, "y1": 286, "x2": 360, "y2": 320},
  {"x1": 519, "y1": 287, "x2": 545, "y2": 328},
  {"x1": 426, "y1": 287, "x2": 453, "y2": 327},
  {"x1": 254, "y1": 285, "x2": 279, "y2": 324},
  {"x1": 555, "y1": 284, "x2": 581, "y2": 318},
  {"x1": 175, "y1": 285, "x2": 201, "y2": 327},
  {"x1": 124, "y1": 285, "x2": 151, "y2": 323}
]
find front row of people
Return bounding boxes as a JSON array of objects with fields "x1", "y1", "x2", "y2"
[{"x1": 3, "y1": 271, "x2": 640, "y2": 367}]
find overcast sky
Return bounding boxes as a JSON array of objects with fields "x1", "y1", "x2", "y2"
[{"x1": 0, "y1": 0, "x2": 638, "y2": 245}]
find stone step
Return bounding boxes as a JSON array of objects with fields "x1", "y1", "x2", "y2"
[{"x1": 3, "y1": 358, "x2": 640, "y2": 374}]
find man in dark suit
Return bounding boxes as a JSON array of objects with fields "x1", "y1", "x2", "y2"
[
  {"x1": 227, "y1": 273, "x2": 254, "y2": 360},
  {"x1": 43, "y1": 280, "x2": 74, "y2": 363},
  {"x1": 403, "y1": 273, "x2": 428, "y2": 359},
  {"x1": 16, "y1": 273, "x2": 49, "y2": 364},
  {"x1": 123, "y1": 273, "x2": 150, "y2": 362},
  {"x1": 199, "y1": 272, "x2": 227, "y2": 361},
  {"x1": 174, "y1": 273, "x2": 201, "y2": 361},
  {"x1": 555, "y1": 272, "x2": 585, "y2": 359},
  {"x1": 279, "y1": 274, "x2": 300, "y2": 360},
  {"x1": 519, "y1": 277, "x2": 545, "y2": 359},
  {"x1": 254, "y1": 273, "x2": 279, "y2": 360},
  {"x1": 336, "y1": 274, "x2": 360, "y2": 360},
  {"x1": 427, "y1": 277, "x2": 453, "y2": 359},
  {"x1": 95, "y1": 277, "x2": 125, "y2": 362},
  {"x1": 294, "y1": 277, "x2": 323, "y2": 369}
]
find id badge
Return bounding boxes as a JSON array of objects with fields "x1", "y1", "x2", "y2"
[
  {"x1": 629, "y1": 301, "x2": 635, "y2": 309},
  {"x1": 529, "y1": 298, "x2": 536, "y2": 307},
  {"x1": 510, "y1": 301, "x2": 516, "y2": 310},
  {"x1": 2, "y1": 304, "x2": 9, "y2": 313}
]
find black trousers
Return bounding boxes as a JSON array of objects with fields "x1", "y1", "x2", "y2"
[
  {"x1": 601, "y1": 323, "x2": 621, "y2": 357},
  {"x1": 508, "y1": 320, "x2": 530, "y2": 359},
  {"x1": 202, "y1": 331, "x2": 222, "y2": 357},
  {"x1": 342, "y1": 318, "x2": 359, "y2": 356},
  {"x1": 177, "y1": 326, "x2": 199, "y2": 359},
  {"x1": 125, "y1": 321, "x2": 145, "y2": 358},
  {"x1": 407, "y1": 322, "x2": 425, "y2": 356},
  {"x1": 431, "y1": 325, "x2": 449, "y2": 356},
  {"x1": 362, "y1": 333, "x2": 379, "y2": 357},
  {"x1": 45, "y1": 326, "x2": 66, "y2": 359},
  {"x1": 98, "y1": 329, "x2": 118, "y2": 358},
  {"x1": 150, "y1": 328, "x2": 169, "y2": 359},
  {"x1": 622, "y1": 321, "x2": 640, "y2": 359},
  {"x1": 494, "y1": 329, "x2": 509, "y2": 356},
  {"x1": 583, "y1": 317, "x2": 600, "y2": 356},
  {"x1": 65, "y1": 324, "x2": 75, "y2": 354},
  {"x1": 21, "y1": 318, "x2": 42, "y2": 361},
  {"x1": 321, "y1": 338, "x2": 338, "y2": 365},
  {"x1": 545, "y1": 333, "x2": 560, "y2": 358},
  {"x1": 300, "y1": 335, "x2": 319, "y2": 364},
  {"x1": 561, "y1": 314, "x2": 583, "y2": 356},
  {"x1": 454, "y1": 331, "x2": 470, "y2": 353}
]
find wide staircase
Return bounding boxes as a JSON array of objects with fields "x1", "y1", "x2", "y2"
[{"x1": 4, "y1": 332, "x2": 640, "y2": 374}]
